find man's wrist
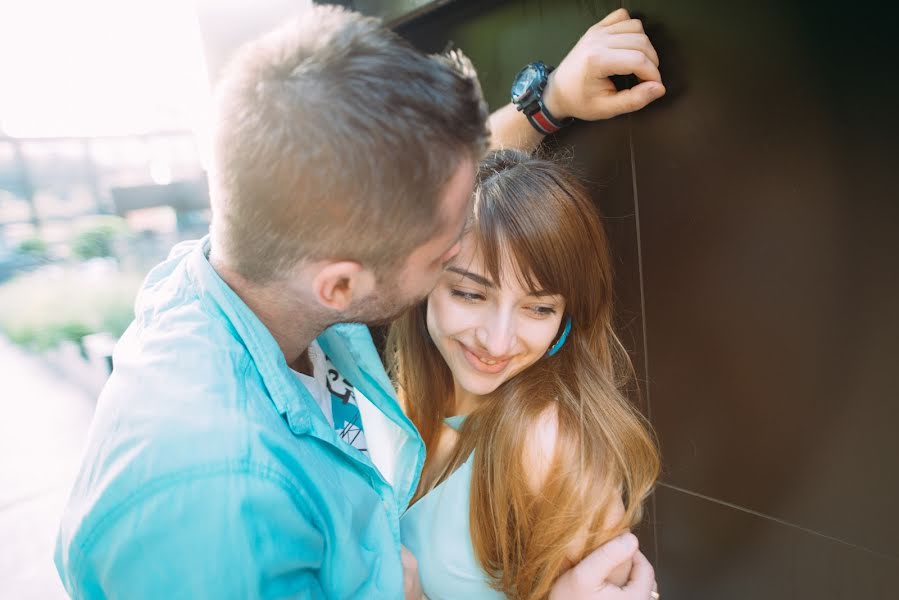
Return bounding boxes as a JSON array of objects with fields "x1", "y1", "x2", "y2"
[{"x1": 541, "y1": 71, "x2": 570, "y2": 120}]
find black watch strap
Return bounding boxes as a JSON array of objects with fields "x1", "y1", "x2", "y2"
[{"x1": 527, "y1": 100, "x2": 574, "y2": 135}]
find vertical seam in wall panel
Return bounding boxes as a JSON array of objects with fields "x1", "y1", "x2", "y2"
[
  {"x1": 627, "y1": 112, "x2": 658, "y2": 567},
  {"x1": 628, "y1": 124, "x2": 651, "y2": 427}
]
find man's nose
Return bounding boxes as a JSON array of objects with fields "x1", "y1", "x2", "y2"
[{"x1": 441, "y1": 241, "x2": 462, "y2": 266}]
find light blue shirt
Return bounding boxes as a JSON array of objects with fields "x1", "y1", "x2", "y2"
[
  {"x1": 54, "y1": 237, "x2": 425, "y2": 599},
  {"x1": 400, "y1": 416, "x2": 505, "y2": 600}
]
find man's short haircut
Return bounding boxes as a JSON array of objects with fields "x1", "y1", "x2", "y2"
[{"x1": 209, "y1": 5, "x2": 490, "y2": 281}]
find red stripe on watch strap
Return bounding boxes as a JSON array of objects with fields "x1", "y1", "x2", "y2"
[{"x1": 530, "y1": 110, "x2": 560, "y2": 134}]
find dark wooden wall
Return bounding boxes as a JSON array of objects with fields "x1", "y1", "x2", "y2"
[{"x1": 393, "y1": 0, "x2": 899, "y2": 597}]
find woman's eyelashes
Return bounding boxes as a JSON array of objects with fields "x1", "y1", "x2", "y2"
[
  {"x1": 528, "y1": 305, "x2": 557, "y2": 317},
  {"x1": 449, "y1": 288, "x2": 559, "y2": 318},
  {"x1": 450, "y1": 288, "x2": 485, "y2": 303}
]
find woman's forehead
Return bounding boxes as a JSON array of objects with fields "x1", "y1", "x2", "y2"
[{"x1": 447, "y1": 233, "x2": 555, "y2": 297}]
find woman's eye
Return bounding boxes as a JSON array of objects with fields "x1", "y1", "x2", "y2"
[
  {"x1": 450, "y1": 289, "x2": 484, "y2": 302},
  {"x1": 528, "y1": 305, "x2": 557, "y2": 317}
]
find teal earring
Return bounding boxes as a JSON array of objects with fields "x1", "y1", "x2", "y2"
[{"x1": 547, "y1": 316, "x2": 572, "y2": 357}]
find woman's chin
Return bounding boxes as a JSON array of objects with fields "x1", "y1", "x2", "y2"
[{"x1": 455, "y1": 373, "x2": 505, "y2": 398}]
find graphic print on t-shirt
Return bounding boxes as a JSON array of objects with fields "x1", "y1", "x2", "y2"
[{"x1": 324, "y1": 355, "x2": 368, "y2": 454}]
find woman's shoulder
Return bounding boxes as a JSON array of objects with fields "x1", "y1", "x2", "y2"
[{"x1": 521, "y1": 403, "x2": 561, "y2": 494}]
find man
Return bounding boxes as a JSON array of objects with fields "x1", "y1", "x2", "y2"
[{"x1": 55, "y1": 6, "x2": 664, "y2": 599}]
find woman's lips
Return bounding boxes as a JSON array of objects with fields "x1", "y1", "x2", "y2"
[{"x1": 459, "y1": 342, "x2": 511, "y2": 375}]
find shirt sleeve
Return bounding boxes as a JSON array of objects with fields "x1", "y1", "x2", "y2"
[{"x1": 58, "y1": 468, "x2": 327, "y2": 600}]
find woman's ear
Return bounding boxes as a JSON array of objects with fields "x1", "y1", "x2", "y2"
[{"x1": 311, "y1": 261, "x2": 376, "y2": 312}]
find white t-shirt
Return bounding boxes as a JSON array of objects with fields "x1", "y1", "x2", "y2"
[{"x1": 292, "y1": 341, "x2": 368, "y2": 454}]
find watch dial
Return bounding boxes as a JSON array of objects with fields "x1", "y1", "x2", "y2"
[
  {"x1": 512, "y1": 66, "x2": 538, "y2": 102},
  {"x1": 511, "y1": 78, "x2": 528, "y2": 99}
]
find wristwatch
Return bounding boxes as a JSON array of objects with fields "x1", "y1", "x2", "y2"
[{"x1": 510, "y1": 61, "x2": 573, "y2": 135}]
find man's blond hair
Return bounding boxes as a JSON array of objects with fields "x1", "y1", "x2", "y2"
[{"x1": 209, "y1": 5, "x2": 489, "y2": 281}]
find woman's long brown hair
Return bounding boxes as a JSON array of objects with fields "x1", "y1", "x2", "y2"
[{"x1": 387, "y1": 149, "x2": 660, "y2": 599}]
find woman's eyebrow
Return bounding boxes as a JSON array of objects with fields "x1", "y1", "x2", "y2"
[{"x1": 446, "y1": 266, "x2": 494, "y2": 288}]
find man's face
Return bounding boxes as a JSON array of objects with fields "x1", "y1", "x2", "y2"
[{"x1": 353, "y1": 156, "x2": 476, "y2": 325}]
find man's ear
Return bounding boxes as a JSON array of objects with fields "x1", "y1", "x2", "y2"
[{"x1": 310, "y1": 261, "x2": 376, "y2": 312}]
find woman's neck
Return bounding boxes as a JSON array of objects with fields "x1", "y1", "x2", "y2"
[{"x1": 451, "y1": 379, "x2": 482, "y2": 417}]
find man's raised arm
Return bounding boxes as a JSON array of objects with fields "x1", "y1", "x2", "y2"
[{"x1": 488, "y1": 8, "x2": 666, "y2": 152}]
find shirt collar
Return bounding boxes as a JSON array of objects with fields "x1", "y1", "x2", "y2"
[
  {"x1": 183, "y1": 237, "x2": 419, "y2": 445},
  {"x1": 184, "y1": 236, "x2": 320, "y2": 433},
  {"x1": 317, "y1": 324, "x2": 419, "y2": 441}
]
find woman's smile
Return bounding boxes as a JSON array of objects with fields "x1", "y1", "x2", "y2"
[{"x1": 458, "y1": 341, "x2": 513, "y2": 375}]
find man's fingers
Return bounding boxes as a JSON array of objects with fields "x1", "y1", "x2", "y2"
[
  {"x1": 622, "y1": 550, "x2": 655, "y2": 596},
  {"x1": 592, "y1": 48, "x2": 662, "y2": 83},
  {"x1": 606, "y1": 33, "x2": 660, "y2": 66},
  {"x1": 604, "y1": 18, "x2": 645, "y2": 35},
  {"x1": 401, "y1": 546, "x2": 418, "y2": 570},
  {"x1": 596, "y1": 8, "x2": 631, "y2": 27},
  {"x1": 593, "y1": 81, "x2": 665, "y2": 118},
  {"x1": 571, "y1": 532, "x2": 639, "y2": 584}
]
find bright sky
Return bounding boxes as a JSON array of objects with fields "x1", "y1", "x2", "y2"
[{"x1": 0, "y1": 0, "x2": 211, "y2": 138}]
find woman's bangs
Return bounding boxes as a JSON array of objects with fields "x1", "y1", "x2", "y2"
[{"x1": 472, "y1": 211, "x2": 555, "y2": 297}]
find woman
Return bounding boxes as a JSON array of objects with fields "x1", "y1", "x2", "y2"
[{"x1": 388, "y1": 149, "x2": 660, "y2": 600}]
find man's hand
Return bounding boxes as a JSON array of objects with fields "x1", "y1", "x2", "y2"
[
  {"x1": 549, "y1": 533, "x2": 658, "y2": 600},
  {"x1": 487, "y1": 8, "x2": 665, "y2": 151},
  {"x1": 544, "y1": 8, "x2": 665, "y2": 122},
  {"x1": 402, "y1": 546, "x2": 424, "y2": 600}
]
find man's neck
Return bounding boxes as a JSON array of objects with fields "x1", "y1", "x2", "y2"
[{"x1": 209, "y1": 254, "x2": 329, "y2": 368}]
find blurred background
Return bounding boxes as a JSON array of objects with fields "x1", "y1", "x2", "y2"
[
  {"x1": 1, "y1": 1, "x2": 219, "y2": 597},
  {"x1": 0, "y1": 0, "x2": 210, "y2": 390}
]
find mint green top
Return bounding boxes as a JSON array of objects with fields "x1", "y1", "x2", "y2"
[{"x1": 400, "y1": 416, "x2": 505, "y2": 600}]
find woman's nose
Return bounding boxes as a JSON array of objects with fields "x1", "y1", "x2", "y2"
[{"x1": 474, "y1": 313, "x2": 515, "y2": 358}]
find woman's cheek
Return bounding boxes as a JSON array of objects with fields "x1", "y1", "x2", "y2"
[
  {"x1": 518, "y1": 318, "x2": 556, "y2": 355},
  {"x1": 428, "y1": 290, "x2": 463, "y2": 340},
  {"x1": 432, "y1": 292, "x2": 475, "y2": 336}
]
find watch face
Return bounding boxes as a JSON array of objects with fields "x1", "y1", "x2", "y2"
[{"x1": 511, "y1": 65, "x2": 539, "y2": 103}]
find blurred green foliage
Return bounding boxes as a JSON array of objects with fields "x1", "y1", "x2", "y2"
[
  {"x1": 70, "y1": 216, "x2": 129, "y2": 261},
  {"x1": 15, "y1": 236, "x2": 49, "y2": 259},
  {"x1": 0, "y1": 267, "x2": 141, "y2": 351}
]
